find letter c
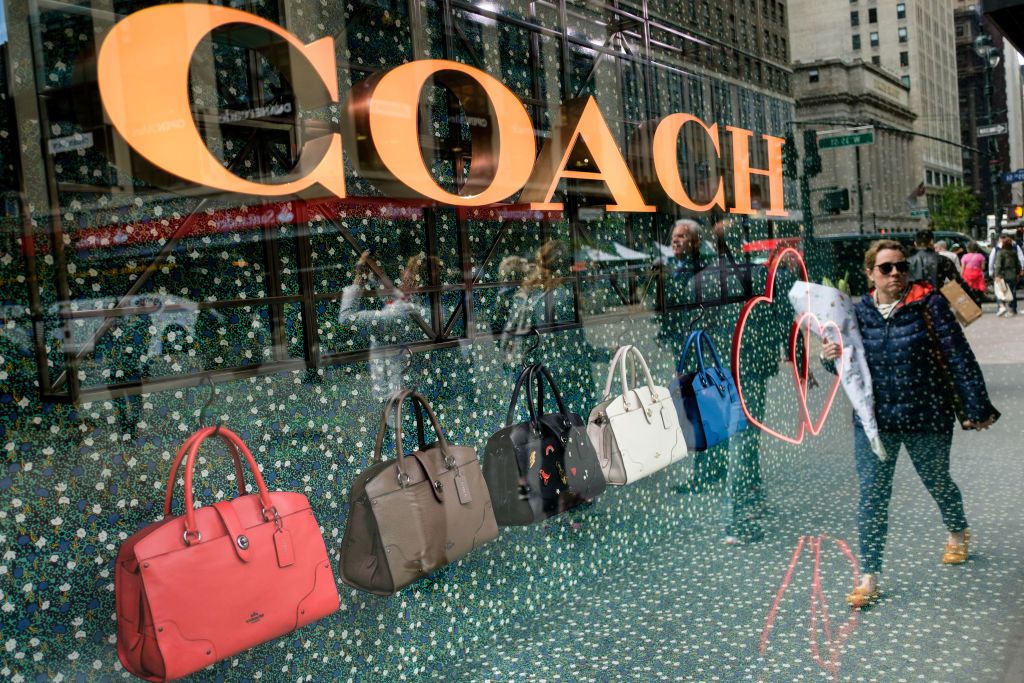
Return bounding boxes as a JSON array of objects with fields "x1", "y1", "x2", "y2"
[
  {"x1": 651, "y1": 113, "x2": 725, "y2": 213},
  {"x1": 98, "y1": 5, "x2": 345, "y2": 198}
]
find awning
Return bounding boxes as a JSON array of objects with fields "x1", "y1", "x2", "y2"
[{"x1": 983, "y1": 0, "x2": 1024, "y2": 54}]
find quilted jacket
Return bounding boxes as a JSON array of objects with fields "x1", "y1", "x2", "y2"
[{"x1": 855, "y1": 281, "x2": 994, "y2": 433}]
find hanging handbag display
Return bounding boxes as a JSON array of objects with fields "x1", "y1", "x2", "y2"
[
  {"x1": 483, "y1": 363, "x2": 606, "y2": 526},
  {"x1": 339, "y1": 389, "x2": 498, "y2": 595},
  {"x1": 115, "y1": 427, "x2": 339, "y2": 682},
  {"x1": 673, "y1": 330, "x2": 747, "y2": 451},
  {"x1": 586, "y1": 345, "x2": 687, "y2": 485}
]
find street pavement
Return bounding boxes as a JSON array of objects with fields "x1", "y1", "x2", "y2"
[{"x1": 439, "y1": 304, "x2": 1024, "y2": 682}]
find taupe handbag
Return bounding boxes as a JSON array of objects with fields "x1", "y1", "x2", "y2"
[{"x1": 339, "y1": 390, "x2": 498, "y2": 595}]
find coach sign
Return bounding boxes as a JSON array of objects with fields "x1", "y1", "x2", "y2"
[{"x1": 97, "y1": 4, "x2": 787, "y2": 216}]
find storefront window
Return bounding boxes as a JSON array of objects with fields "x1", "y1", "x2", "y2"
[{"x1": 0, "y1": 0, "x2": 1020, "y2": 680}]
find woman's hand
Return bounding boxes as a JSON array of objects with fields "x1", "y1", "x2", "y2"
[
  {"x1": 821, "y1": 340, "x2": 842, "y2": 362},
  {"x1": 963, "y1": 416, "x2": 996, "y2": 431}
]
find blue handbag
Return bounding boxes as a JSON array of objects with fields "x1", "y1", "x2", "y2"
[{"x1": 672, "y1": 330, "x2": 747, "y2": 451}]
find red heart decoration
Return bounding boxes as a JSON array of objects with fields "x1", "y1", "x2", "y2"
[
  {"x1": 731, "y1": 247, "x2": 810, "y2": 445},
  {"x1": 789, "y1": 312, "x2": 844, "y2": 436},
  {"x1": 731, "y1": 247, "x2": 844, "y2": 444}
]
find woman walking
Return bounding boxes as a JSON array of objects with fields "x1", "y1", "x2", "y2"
[
  {"x1": 960, "y1": 242, "x2": 987, "y2": 296},
  {"x1": 993, "y1": 234, "x2": 1020, "y2": 317},
  {"x1": 821, "y1": 239, "x2": 998, "y2": 609}
]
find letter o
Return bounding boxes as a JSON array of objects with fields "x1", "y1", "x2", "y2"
[{"x1": 357, "y1": 60, "x2": 536, "y2": 206}]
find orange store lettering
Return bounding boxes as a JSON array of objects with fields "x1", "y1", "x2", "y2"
[{"x1": 97, "y1": 3, "x2": 787, "y2": 216}]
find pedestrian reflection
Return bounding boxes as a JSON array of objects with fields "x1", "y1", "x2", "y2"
[{"x1": 338, "y1": 250, "x2": 432, "y2": 402}]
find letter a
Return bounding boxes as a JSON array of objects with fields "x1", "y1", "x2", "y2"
[{"x1": 520, "y1": 97, "x2": 654, "y2": 212}]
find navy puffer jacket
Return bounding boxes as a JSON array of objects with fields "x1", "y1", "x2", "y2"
[{"x1": 855, "y1": 282, "x2": 994, "y2": 433}]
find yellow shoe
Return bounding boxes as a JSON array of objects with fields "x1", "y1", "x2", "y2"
[
  {"x1": 942, "y1": 529, "x2": 970, "y2": 565},
  {"x1": 846, "y1": 585, "x2": 881, "y2": 609}
]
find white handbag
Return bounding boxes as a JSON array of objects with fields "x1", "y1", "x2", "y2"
[{"x1": 587, "y1": 345, "x2": 688, "y2": 485}]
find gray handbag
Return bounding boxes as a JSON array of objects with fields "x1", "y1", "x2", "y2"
[{"x1": 339, "y1": 390, "x2": 498, "y2": 595}]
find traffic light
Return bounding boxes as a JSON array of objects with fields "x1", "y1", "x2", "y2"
[
  {"x1": 783, "y1": 133, "x2": 799, "y2": 180},
  {"x1": 803, "y1": 130, "x2": 822, "y2": 177},
  {"x1": 819, "y1": 188, "x2": 850, "y2": 215},
  {"x1": 1015, "y1": 205, "x2": 1023, "y2": 219}
]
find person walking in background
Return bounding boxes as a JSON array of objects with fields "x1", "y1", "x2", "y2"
[
  {"x1": 960, "y1": 242, "x2": 987, "y2": 296},
  {"x1": 993, "y1": 233, "x2": 1021, "y2": 317},
  {"x1": 908, "y1": 229, "x2": 961, "y2": 290},
  {"x1": 987, "y1": 228, "x2": 1024, "y2": 283},
  {"x1": 934, "y1": 240, "x2": 961, "y2": 274},
  {"x1": 821, "y1": 239, "x2": 998, "y2": 609}
]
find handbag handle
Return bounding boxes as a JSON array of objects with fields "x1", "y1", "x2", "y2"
[
  {"x1": 163, "y1": 429, "x2": 248, "y2": 517},
  {"x1": 522, "y1": 363, "x2": 572, "y2": 429},
  {"x1": 696, "y1": 331, "x2": 728, "y2": 380},
  {"x1": 505, "y1": 364, "x2": 544, "y2": 427},
  {"x1": 679, "y1": 331, "x2": 727, "y2": 377},
  {"x1": 603, "y1": 346, "x2": 659, "y2": 407},
  {"x1": 678, "y1": 330, "x2": 707, "y2": 374},
  {"x1": 373, "y1": 390, "x2": 454, "y2": 477},
  {"x1": 177, "y1": 426, "x2": 275, "y2": 545}
]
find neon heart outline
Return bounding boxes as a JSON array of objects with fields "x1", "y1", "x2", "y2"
[
  {"x1": 789, "y1": 311, "x2": 845, "y2": 437},
  {"x1": 731, "y1": 246, "x2": 811, "y2": 445}
]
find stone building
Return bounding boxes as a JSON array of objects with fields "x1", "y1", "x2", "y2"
[
  {"x1": 792, "y1": 59, "x2": 919, "y2": 234},
  {"x1": 788, "y1": 0, "x2": 964, "y2": 214}
]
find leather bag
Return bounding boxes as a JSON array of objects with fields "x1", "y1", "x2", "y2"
[
  {"x1": 587, "y1": 345, "x2": 687, "y2": 485},
  {"x1": 339, "y1": 390, "x2": 498, "y2": 595},
  {"x1": 673, "y1": 331, "x2": 747, "y2": 451},
  {"x1": 115, "y1": 427, "x2": 339, "y2": 682},
  {"x1": 483, "y1": 364, "x2": 606, "y2": 525}
]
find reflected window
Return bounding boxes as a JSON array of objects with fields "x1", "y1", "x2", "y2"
[
  {"x1": 898, "y1": 27, "x2": 908, "y2": 43},
  {"x1": 809, "y1": 69, "x2": 820, "y2": 83},
  {"x1": 897, "y1": 2, "x2": 906, "y2": 19},
  {"x1": 870, "y1": 31, "x2": 879, "y2": 47}
]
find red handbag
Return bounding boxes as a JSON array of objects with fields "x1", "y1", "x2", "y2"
[{"x1": 115, "y1": 427, "x2": 339, "y2": 681}]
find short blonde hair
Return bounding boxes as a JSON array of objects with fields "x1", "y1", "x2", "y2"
[{"x1": 864, "y1": 239, "x2": 907, "y2": 272}]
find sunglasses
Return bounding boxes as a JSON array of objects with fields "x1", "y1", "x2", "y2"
[{"x1": 875, "y1": 260, "x2": 910, "y2": 275}]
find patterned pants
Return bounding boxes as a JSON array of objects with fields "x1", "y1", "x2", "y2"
[{"x1": 853, "y1": 423, "x2": 967, "y2": 574}]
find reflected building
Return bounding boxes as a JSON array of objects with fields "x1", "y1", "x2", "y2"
[
  {"x1": 791, "y1": 59, "x2": 919, "y2": 234},
  {"x1": 954, "y1": 3, "x2": 1024, "y2": 230},
  {"x1": 788, "y1": 0, "x2": 964, "y2": 218}
]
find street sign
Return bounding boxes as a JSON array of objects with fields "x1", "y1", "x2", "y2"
[
  {"x1": 1003, "y1": 169, "x2": 1024, "y2": 184},
  {"x1": 817, "y1": 126, "x2": 875, "y2": 149},
  {"x1": 910, "y1": 209, "x2": 930, "y2": 218},
  {"x1": 978, "y1": 122, "x2": 1008, "y2": 137}
]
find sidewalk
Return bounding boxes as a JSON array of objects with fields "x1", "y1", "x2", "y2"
[{"x1": 439, "y1": 306, "x2": 1024, "y2": 681}]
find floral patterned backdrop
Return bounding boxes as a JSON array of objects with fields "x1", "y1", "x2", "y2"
[{"x1": 0, "y1": 0, "x2": 825, "y2": 679}]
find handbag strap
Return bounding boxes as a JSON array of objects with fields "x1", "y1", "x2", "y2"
[
  {"x1": 696, "y1": 331, "x2": 728, "y2": 380},
  {"x1": 505, "y1": 364, "x2": 545, "y2": 427},
  {"x1": 178, "y1": 426, "x2": 275, "y2": 545},
  {"x1": 522, "y1": 364, "x2": 571, "y2": 428},
  {"x1": 678, "y1": 330, "x2": 708, "y2": 374},
  {"x1": 602, "y1": 345, "x2": 649, "y2": 399},
  {"x1": 373, "y1": 390, "x2": 454, "y2": 475},
  {"x1": 163, "y1": 429, "x2": 247, "y2": 517}
]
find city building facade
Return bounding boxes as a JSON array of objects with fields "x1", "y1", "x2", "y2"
[
  {"x1": 789, "y1": 0, "x2": 964, "y2": 218},
  {"x1": 792, "y1": 59, "x2": 919, "y2": 234},
  {"x1": 955, "y1": 3, "x2": 1024, "y2": 230}
]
